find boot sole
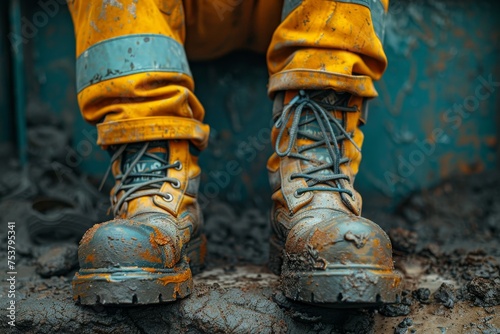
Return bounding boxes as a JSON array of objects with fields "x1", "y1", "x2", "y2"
[
  {"x1": 73, "y1": 235, "x2": 206, "y2": 305},
  {"x1": 281, "y1": 268, "x2": 403, "y2": 308},
  {"x1": 269, "y1": 236, "x2": 403, "y2": 308}
]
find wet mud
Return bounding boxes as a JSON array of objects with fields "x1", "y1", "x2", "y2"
[{"x1": 1, "y1": 169, "x2": 499, "y2": 333}]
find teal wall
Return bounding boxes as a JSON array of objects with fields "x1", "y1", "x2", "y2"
[
  {"x1": 0, "y1": 1, "x2": 13, "y2": 145},
  {"x1": 5, "y1": 0, "x2": 499, "y2": 210},
  {"x1": 358, "y1": 1, "x2": 500, "y2": 205}
]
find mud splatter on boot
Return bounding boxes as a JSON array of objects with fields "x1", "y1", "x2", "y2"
[
  {"x1": 267, "y1": 90, "x2": 403, "y2": 307},
  {"x1": 73, "y1": 140, "x2": 206, "y2": 305}
]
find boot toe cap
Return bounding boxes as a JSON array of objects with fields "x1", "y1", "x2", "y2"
[
  {"x1": 284, "y1": 211, "x2": 394, "y2": 271},
  {"x1": 78, "y1": 218, "x2": 180, "y2": 270}
]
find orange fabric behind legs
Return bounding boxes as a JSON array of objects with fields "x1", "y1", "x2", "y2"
[{"x1": 183, "y1": 0, "x2": 283, "y2": 60}]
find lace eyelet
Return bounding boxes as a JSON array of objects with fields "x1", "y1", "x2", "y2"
[
  {"x1": 174, "y1": 161, "x2": 183, "y2": 171},
  {"x1": 288, "y1": 174, "x2": 295, "y2": 182},
  {"x1": 172, "y1": 180, "x2": 181, "y2": 189},
  {"x1": 162, "y1": 193, "x2": 173, "y2": 202},
  {"x1": 293, "y1": 190, "x2": 304, "y2": 198}
]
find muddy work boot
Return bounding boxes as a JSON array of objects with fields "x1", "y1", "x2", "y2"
[
  {"x1": 72, "y1": 140, "x2": 205, "y2": 305},
  {"x1": 268, "y1": 90, "x2": 403, "y2": 307}
]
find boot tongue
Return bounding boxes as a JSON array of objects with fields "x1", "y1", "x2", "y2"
[
  {"x1": 121, "y1": 141, "x2": 169, "y2": 185},
  {"x1": 296, "y1": 91, "x2": 344, "y2": 178}
]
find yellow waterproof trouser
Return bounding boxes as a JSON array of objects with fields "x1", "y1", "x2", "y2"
[{"x1": 69, "y1": 0, "x2": 388, "y2": 153}]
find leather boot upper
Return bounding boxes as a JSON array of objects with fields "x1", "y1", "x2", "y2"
[
  {"x1": 268, "y1": 90, "x2": 396, "y2": 272},
  {"x1": 78, "y1": 140, "x2": 203, "y2": 270}
]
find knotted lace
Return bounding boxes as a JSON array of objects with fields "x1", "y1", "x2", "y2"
[
  {"x1": 275, "y1": 90, "x2": 361, "y2": 197},
  {"x1": 100, "y1": 142, "x2": 181, "y2": 216}
]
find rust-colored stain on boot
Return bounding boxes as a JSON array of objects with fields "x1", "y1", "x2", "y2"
[{"x1": 268, "y1": 90, "x2": 403, "y2": 306}]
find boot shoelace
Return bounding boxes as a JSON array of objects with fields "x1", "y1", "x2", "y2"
[
  {"x1": 275, "y1": 90, "x2": 361, "y2": 197},
  {"x1": 100, "y1": 142, "x2": 182, "y2": 216}
]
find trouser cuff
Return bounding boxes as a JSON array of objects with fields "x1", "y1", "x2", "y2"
[
  {"x1": 96, "y1": 117, "x2": 210, "y2": 150},
  {"x1": 268, "y1": 69, "x2": 379, "y2": 98}
]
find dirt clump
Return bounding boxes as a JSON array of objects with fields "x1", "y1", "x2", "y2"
[
  {"x1": 389, "y1": 228, "x2": 418, "y2": 254},
  {"x1": 434, "y1": 283, "x2": 456, "y2": 308},
  {"x1": 412, "y1": 288, "x2": 431, "y2": 304},
  {"x1": 466, "y1": 277, "x2": 500, "y2": 307},
  {"x1": 394, "y1": 318, "x2": 414, "y2": 334},
  {"x1": 36, "y1": 243, "x2": 79, "y2": 278}
]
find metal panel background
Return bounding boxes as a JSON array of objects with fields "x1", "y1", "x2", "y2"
[
  {"x1": 11, "y1": 0, "x2": 500, "y2": 211},
  {"x1": 0, "y1": 1, "x2": 13, "y2": 145},
  {"x1": 358, "y1": 1, "x2": 500, "y2": 208}
]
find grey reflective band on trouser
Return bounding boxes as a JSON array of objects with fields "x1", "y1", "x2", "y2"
[
  {"x1": 76, "y1": 34, "x2": 192, "y2": 93},
  {"x1": 281, "y1": 0, "x2": 303, "y2": 21},
  {"x1": 281, "y1": 0, "x2": 386, "y2": 42}
]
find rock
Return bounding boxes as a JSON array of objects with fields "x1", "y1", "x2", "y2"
[
  {"x1": 389, "y1": 228, "x2": 418, "y2": 254},
  {"x1": 36, "y1": 243, "x2": 79, "y2": 278},
  {"x1": 401, "y1": 290, "x2": 413, "y2": 306},
  {"x1": 412, "y1": 288, "x2": 431, "y2": 303},
  {"x1": 434, "y1": 283, "x2": 455, "y2": 309},
  {"x1": 467, "y1": 278, "x2": 500, "y2": 307},
  {"x1": 394, "y1": 318, "x2": 413, "y2": 334},
  {"x1": 379, "y1": 304, "x2": 411, "y2": 317}
]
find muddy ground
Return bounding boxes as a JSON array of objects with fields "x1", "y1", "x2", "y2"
[{"x1": 0, "y1": 145, "x2": 499, "y2": 333}]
